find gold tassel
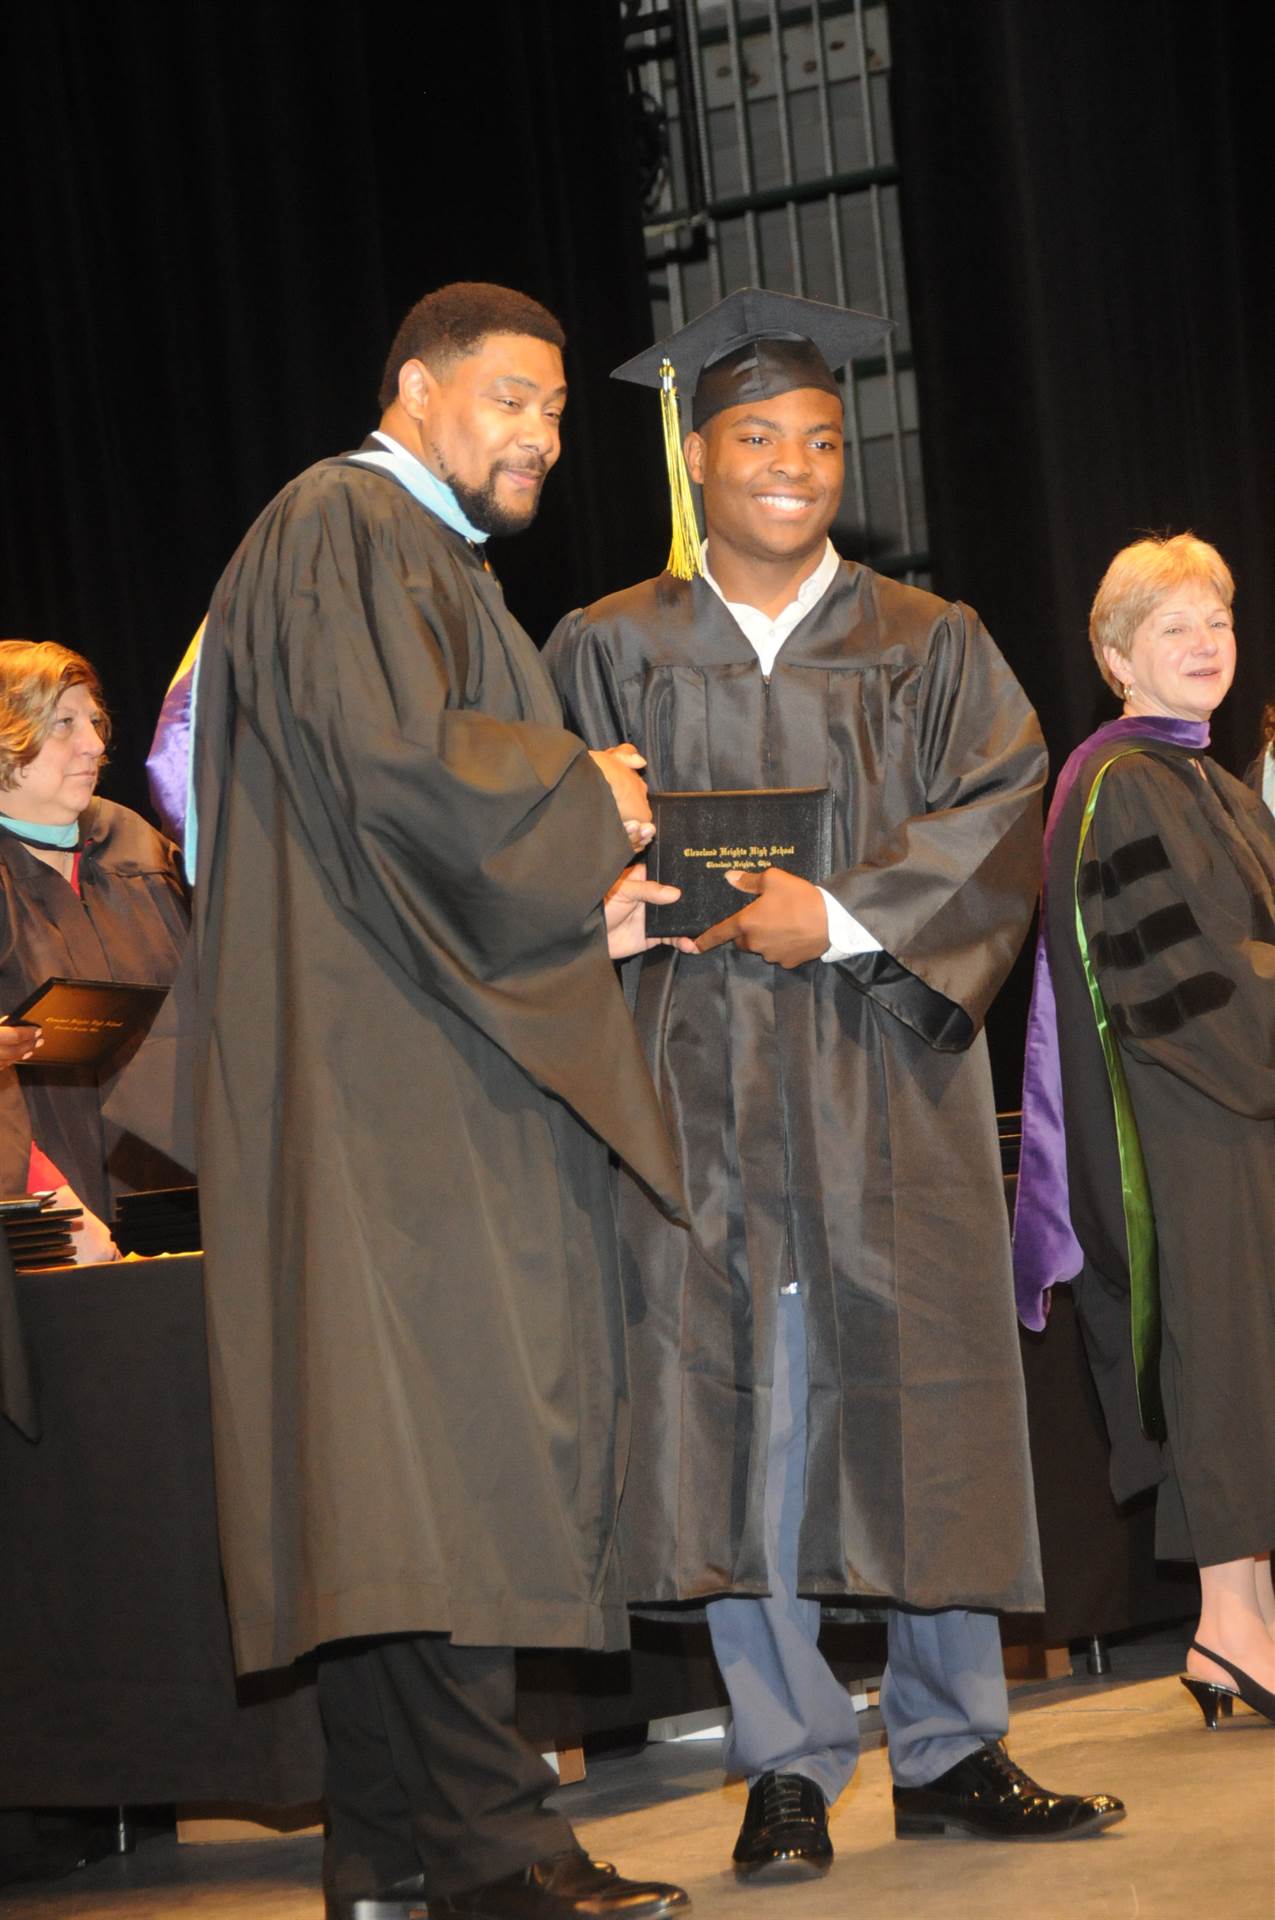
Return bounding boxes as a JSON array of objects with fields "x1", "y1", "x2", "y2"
[{"x1": 659, "y1": 358, "x2": 702, "y2": 581}]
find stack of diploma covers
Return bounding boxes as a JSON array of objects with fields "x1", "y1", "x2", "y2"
[
  {"x1": 113, "y1": 1186, "x2": 201, "y2": 1257},
  {"x1": 648, "y1": 786, "x2": 832, "y2": 937},
  {"x1": 0, "y1": 1195, "x2": 83, "y2": 1270}
]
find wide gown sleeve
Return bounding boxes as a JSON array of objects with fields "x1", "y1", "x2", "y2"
[
  {"x1": 821, "y1": 604, "x2": 1046, "y2": 1050},
  {"x1": 0, "y1": 1073, "x2": 32, "y2": 1199},
  {"x1": 198, "y1": 478, "x2": 684, "y2": 1216},
  {"x1": 0, "y1": 879, "x2": 34, "y2": 1197},
  {"x1": 1080, "y1": 754, "x2": 1275, "y2": 1116},
  {"x1": 229, "y1": 484, "x2": 633, "y2": 987},
  {"x1": 544, "y1": 611, "x2": 633, "y2": 754}
]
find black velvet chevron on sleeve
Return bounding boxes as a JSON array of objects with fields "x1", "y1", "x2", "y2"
[
  {"x1": 1079, "y1": 757, "x2": 1275, "y2": 1099},
  {"x1": 1090, "y1": 902, "x2": 1201, "y2": 974},
  {"x1": 1111, "y1": 972, "x2": 1236, "y2": 1041},
  {"x1": 1078, "y1": 833, "x2": 1173, "y2": 902}
]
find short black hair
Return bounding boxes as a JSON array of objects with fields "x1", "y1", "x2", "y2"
[{"x1": 378, "y1": 282, "x2": 566, "y2": 410}]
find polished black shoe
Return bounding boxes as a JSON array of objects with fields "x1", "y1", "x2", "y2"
[
  {"x1": 328, "y1": 1872, "x2": 429, "y2": 1920},
  {"x1": 892, "y1": 1741, "x2": 1125, "y2": 1841},
  {"x1": 732, "y1": 1770, "x2": 832, "y2": 1881},
  {"x1": 426, "y1": 1849, "x2": 689, "y2": 1917}
]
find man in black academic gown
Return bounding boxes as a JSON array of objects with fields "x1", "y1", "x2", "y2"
[
  {"x1": 547, "y1": 290, "x2": 1125, "y2": 1880},
  {"x1": 192, "y1": 284, "x2": 689, "y2": 1920}
]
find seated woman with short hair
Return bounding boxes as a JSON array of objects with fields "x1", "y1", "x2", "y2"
[{"x1": 0, "y1": 640, "x2": 189, "y2": 1263}]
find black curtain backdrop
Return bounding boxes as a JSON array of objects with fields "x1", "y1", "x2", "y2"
[
  {"x1": 7, "y1": 2, "x2": 1275, "y2": 1093},
  {"x1": 891, "y1": 0, "x2": 1275, "y2": 1095},
  {"x1": 2, "y1": 1, "x2": 666, "y2": 817}
]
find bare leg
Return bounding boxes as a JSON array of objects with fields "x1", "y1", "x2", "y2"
[
  {"x1": 1190, "y1": 1558, "x2": 1275, "y2": 1690},
  {"x1": 1254, "y1": 1553, "x2": 1275, "y2": 1639}
]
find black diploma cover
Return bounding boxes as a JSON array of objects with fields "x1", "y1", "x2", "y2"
[
  {"x1": 1, "y1": 977, "x2": 169, "y2": 1067},
  {"x1": 648, "y1": 787, "x2": 833, "y2": 937}
]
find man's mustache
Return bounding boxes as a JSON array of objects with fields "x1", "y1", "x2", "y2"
[{"x1": 494, "y1": 458, "x2": 548, "y2": 479}]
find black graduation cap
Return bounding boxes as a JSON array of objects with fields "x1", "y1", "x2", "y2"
[
  {"x1": 612, "y1": 287, "x2": 892, "y2": 431},
  {"x1": 612, "y1": 288, "x2": 891, "y2": 579}
]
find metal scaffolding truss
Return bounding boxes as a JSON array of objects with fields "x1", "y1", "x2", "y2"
[{"x1": 621, "y1": 0, "x2": 928, "y2": 580}]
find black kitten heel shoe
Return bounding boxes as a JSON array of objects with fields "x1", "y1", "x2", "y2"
[{"x1": 1179, "y1": 1642, "x2": 1275, "y2": 1729}]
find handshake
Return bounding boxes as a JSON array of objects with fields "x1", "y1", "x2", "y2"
[
  {"x1": 588, "y1": 742, "x2": 659, "y2": 855},
  {"x1": 588, "y1": 743, "x2": 681, "y2": 960},
  {"x1": 587, "y1": 744, "x2": 831, "y2": 968}
]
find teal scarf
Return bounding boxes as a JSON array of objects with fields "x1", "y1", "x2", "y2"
[
  {"x1": 0, "y1": 811, "x2": 80, "y2": 850},
  {"x1": 349, "y1": 431, "x2": 490, "y2": 544}
]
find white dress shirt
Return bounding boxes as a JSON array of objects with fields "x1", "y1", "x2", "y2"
[{"x1": 700, "y1": 541, "x2": 883, "y2": 963}]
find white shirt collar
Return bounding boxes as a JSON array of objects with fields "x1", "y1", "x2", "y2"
[{"x1": 700, "y1": 539, "x2": 841, "y2": 675}]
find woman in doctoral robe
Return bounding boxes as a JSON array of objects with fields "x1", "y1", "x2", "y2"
[
  {"x1": 0, "y1": 641, "x2": 188, "y2": 1262},
  {"x1": 1014, "y1": 534, "x2": 1275, "y2": 1731}
]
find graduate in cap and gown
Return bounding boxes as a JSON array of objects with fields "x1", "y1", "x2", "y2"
[{"x1": 546, "y1": 289, "x2": 1124, "y2": 1874}]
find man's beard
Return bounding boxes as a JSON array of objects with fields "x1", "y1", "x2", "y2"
[{"x1": 435, "y1": 453, "x2": 547, "y2": 538}]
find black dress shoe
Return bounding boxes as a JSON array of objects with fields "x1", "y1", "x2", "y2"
[
  {"x1": 328, "y1": 1872, "x2": 429, "y2": 1920},
  {"x1": 892, "y1": 1741, "x2": 1125, "y2": 1841},
  {"x1": 427, "y1": 1850, "x2": 689, "y2": 1917},
  {"x1": 732, "y1": 1770, "x2": 832, "y2": 1880}
]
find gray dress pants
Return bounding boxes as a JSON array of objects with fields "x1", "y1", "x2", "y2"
[
  {"x1": 317, "y1": 1635, "x2": 574, "y2": 1905},
  {"x1": 706, "y1": 1291, "x2": 1010, "y2": 1804}
]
